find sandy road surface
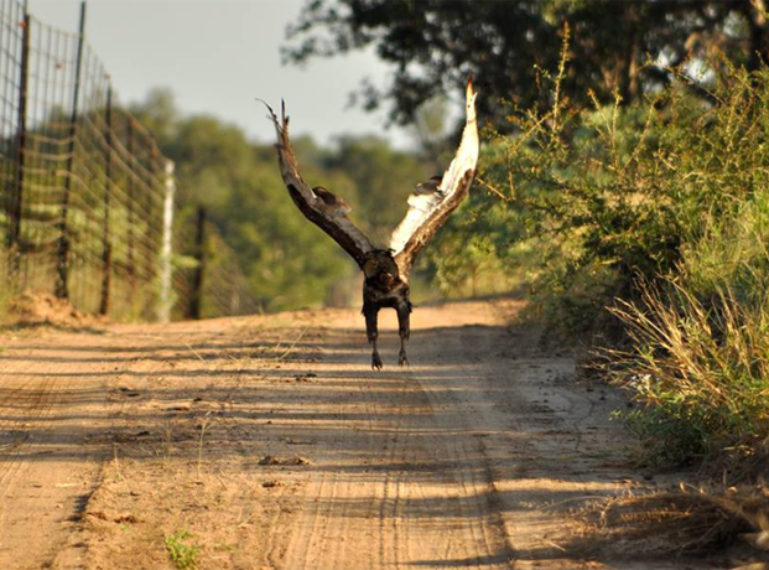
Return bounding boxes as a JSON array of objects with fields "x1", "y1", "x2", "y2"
[{"x1": 0, "y1": 299, "x2": 705, "y2": 569}]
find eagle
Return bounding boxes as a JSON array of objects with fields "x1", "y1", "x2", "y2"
[{"x1": 263, "y1": 79, "x2": 479, "y2": 369}]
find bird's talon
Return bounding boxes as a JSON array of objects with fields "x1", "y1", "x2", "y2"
[
  {"x1": 398, "y1": 351, "x2": 409, "y2": 366},
  {"x1": 372, "y1": 352, "x2": 383, "y2": 370}
]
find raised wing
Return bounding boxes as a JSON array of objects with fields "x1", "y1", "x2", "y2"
[
  {"x1": 263, "y1": 100, "x2": 374, "y2": 268},
  {"x1": 389, "y1": 78, "x2": 479, "y2": 277}
]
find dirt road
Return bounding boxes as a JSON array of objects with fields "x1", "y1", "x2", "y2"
[{"x1": 0, "y1": 298, "x2": 703, "y2": 569}]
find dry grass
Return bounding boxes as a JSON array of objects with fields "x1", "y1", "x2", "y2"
[
  {"x1": 605, "y1": 279, "x2": 769, "y2": 469},
  {"x1": 574, "y1": 484, "x2": 769, "y2": 561}
]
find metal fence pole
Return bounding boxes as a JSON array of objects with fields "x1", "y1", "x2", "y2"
[
  {"x1": 144, "y1": 156, "x2": 156, "y2": 284},
  {"x1": 157, "y1": 159, "x2": 175, "y2": 323},
  {"x1": 126, "y1": 118, "x2": 137, "y2": 301},
  {"x1": 7, "y1": 10, "x2": 30, "y2": 280},
  {"x1": 189, "y1": 206, "x2": 206, "y2": 320},
  {"x1": 99, "y1": 83, "x2": 113, "y2": 315},
  {"x1": 55, "y1": 0, "x2": 86, "y2": 299}
]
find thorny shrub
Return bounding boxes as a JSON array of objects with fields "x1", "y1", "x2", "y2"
[{"x1": 468, "y1": 38, "x2": 769, "y2": 468}]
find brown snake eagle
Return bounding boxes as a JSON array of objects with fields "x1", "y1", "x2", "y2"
[{"x1": 263, "y1": 79, "x2": 479, "y2": 369}]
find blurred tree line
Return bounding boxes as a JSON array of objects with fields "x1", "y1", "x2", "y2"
[{"x1": 129, "y1": 88, "x2": 431, "y2": 311}]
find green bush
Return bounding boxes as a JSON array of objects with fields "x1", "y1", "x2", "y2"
[
  {"x1": 472, "y1": 59, "x2": 769, "y2": 334},
  {"x1": 603, "y1": 69, "x2": 769, "y2": 468},
  {"x1": 461, "y1": 52, "x2": 769, "y2": 468}
]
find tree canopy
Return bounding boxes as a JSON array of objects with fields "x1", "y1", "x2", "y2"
[{"x1": 283, "y1": 0, "x2": 769, "y2": 127}]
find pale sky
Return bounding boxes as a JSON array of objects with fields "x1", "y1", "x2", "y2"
[{"x1": 26, "y1": 0, "x2": 414, "y2": 149}]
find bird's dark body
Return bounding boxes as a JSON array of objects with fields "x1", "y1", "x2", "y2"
[
  {"x1": 361, "y1": 250, "x2": 412, "y2": 367},
  {"x1": 264, "y1": 79, "x2": 478, "y2": 368}
]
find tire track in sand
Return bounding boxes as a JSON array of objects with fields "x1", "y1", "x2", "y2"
[
  {"x1": 279, "y1": 318, "x2": 515, "y2": 569},
  {"x1": 0, "y1": 334, "x2": 106, "y2": 569}
]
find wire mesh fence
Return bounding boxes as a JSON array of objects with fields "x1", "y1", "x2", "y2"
[
  {"x1": 0, "y1": 0, "x2": 256, "y2": 321},
  {"x1": 172, "y1": 208, "x2": 262, "y2": 321}
]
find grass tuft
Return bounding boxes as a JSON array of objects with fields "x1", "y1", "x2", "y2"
[
  {"x1": 164, "y1": 529, "x2": 200, "y2": 570},
  {"x1": 607, "y1": 279, "x2": 769, "y2": 469}
]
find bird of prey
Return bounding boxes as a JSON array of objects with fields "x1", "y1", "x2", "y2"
[{"x1": 263, "y1": 79, "x2": 479, "y2": 369}]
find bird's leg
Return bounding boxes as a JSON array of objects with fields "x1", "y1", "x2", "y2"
[
  {"x1": 397, "y1": 302, "x2": 411, "y2": 366},
  {"x1": 363, "y1": 303, "x2": 382, "y2": 370},
  {"x1": 398, "y1": 337, "x2": 408, "y2": 367}
]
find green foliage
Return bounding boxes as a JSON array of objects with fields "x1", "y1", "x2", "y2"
[
  {"x1": 417, "y1": 186, "x2": 527, "y2": 300},
  {"x1": 474, "y1": 59, "x2": 769, "y2": 337},
  {"x1": 164, "y1": 529, "x2": 200, "y2": 570},
  {"x1": 604, "y1": 68, "x2": 769, "y2": 466}
]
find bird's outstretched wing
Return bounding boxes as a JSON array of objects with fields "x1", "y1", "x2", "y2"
[
  {"x1": 389, "y1": 79, "x2": 479, "y2": 278},
  {"x1": 263, "y1": 100, "x2": 374, "y2": 269}
]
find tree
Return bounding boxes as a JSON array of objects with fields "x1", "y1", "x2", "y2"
[
  {"x1": 283, "y1": 0, "x2": 769, "y2": 128},
  {"x1": 128, "y1": 87, "x2": 179, "y2": 146}
]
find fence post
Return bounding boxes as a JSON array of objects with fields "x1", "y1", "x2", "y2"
[
  {"x1": 189, "y1": 206, "x2": 206, "y2": 320},
  {"x1": 7, "y1": 10, "x2": 30, "y2": 280},
  {"x1": 157, "y1": 159, "x2": 175, "y2": 323},
  {"x1": 126, "y1": 119, "x2": 137, "y2": 301},
  {"x1": 55, "y1": 1, "x2": 86, "y2": 299},
  {"x1": 145, "y1": 153, "x2": 158, "y2": 284},
  {"x1": 99, "y1": 84, "x2": 113, "y2": 315}
]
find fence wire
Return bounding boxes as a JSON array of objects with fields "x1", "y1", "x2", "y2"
[{"x1": 0, "y1": 0, "x2": 256, "y2": 320}]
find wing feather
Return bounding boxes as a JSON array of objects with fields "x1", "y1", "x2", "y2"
[
  {"x1": 263, "y1": 100, "x2": 374, "y2": 268},
  {"x1": 389, "y1": 79, "x2": 479, "y2": 277}
]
